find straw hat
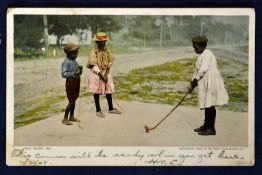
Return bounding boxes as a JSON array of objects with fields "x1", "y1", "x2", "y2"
[
  {"x1": 63, "y1": 43, "x2": 79, "y2": 53},
  {"x1": 94, "y1": 32, "x2": 108, "y2": 41}
]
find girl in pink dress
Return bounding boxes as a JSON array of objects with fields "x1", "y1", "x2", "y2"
[{"x1": 87, "y1": 32, "x2": 122, "y2": 118}]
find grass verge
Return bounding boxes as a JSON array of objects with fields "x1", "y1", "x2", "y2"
[{"x1": 114, "y1": 57, "x2": 248, "y2": 112}]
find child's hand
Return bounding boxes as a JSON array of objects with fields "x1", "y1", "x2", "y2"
[
  {"x1": 188, "y1": 79, "x2": 198, "y2": 93},
  {"x1": 191, "y1": 78, "x2": 198, "y2": 88}
]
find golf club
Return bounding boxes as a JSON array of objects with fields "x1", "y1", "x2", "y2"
[{"x1": 145, "y1": 91, "x2": 189, "y2": 133}]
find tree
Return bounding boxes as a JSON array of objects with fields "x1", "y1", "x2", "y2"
[
  {"x1": 14, "y1": 15, "x2": 44, "y2": 49},
  {"x1": 78, "y1": 15, "x2": 122, "y2": 35},
  {"x1": 127, "y1": 16, "x2": 159, "y2": 47},
  {"x1": 43, "y1": 15, "x2": 49, "y2": 49},
  {"x1": 47, "y1": 15, "x2": 122, "y2": 46},
  {"x1": 47, "y1": 15, "x2": 78, "y2": 46}
]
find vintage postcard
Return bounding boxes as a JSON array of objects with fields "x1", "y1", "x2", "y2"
[{"x1": 6, "y1": 8, "x2": 255, "y2": 166}]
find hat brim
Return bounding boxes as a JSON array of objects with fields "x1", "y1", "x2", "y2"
[
  {"x1": 192, "y1": 36, "x2": 208, "y2": 43},
  {"x1": 71, "y1": 46, "x2": 80, "y2": 51},
  {"x1": 65, "y1": 46, "x2": 80, "y2": 53},
  {"x1": 192, "y1": 40, "x2": 208, "y2": 43},
  {"x1": 94, "y1": 35, "x2": 109, "y2": 41},
  {"x1": 94, "y1": 38, "x2": 108, "y2": 41}
]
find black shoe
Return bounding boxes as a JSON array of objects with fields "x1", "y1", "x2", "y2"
[
  {"x1": 194, "y1": 125, "x2": 206, "y2": 132},
  {"x1": 198, "y1": 128, "x2": 216, "y2": 136}
]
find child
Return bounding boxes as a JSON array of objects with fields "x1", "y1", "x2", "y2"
[
  {"x1": 188, "y1": 36, "x2": 229, "y2": 135},
  {"x1": 86, "y1": 32, "x2": 121, "y2": 118},
  {"x1": 61, "y1": 43, "x2": 83, "y2": 125}
]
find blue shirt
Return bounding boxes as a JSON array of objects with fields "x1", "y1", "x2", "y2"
[{"x1": 61, "y1": 58, "x2": 79, "y2": 78}]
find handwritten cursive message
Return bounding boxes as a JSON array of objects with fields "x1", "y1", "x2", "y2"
[{"x1": 8, "y1": 147, "x2": 247, "y2": 166}]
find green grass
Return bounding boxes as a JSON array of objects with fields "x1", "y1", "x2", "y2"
[
  {"x1": 15, "y1": 93, "x2": 66, "y2": 129},
  {"x1": 14, "y1": 46, "x2": 93, "y2": 61},
  {"x1": 14, "y1": 86, "x2": 92, "y2": 129},
  {"x1": 114, "y1": 58, "x2": 197, "y2": 104},
  {"x1": 15, "y1": 117, "x2": 45, "y2": 129},
  {"x1": 114, "y1": 57, "x2": 248, "y2": 112}
]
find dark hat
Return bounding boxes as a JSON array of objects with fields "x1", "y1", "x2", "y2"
[
  {"x1": 192, "y1": 36, "x2": 208, "y2": 43},
  {"x1": 63, "y1": 43, "x2": 79, "y2": 53}
]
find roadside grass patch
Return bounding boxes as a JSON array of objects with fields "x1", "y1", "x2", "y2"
[
  {"x1": 15, "y1": 86, "x2": 92, "y2": 128},
  {"x1": 114, "y1": 57, "x2": 248, "y2": 112},
  {"x1": 15, "y1": 91, "x2": 66, "y2": 128}
]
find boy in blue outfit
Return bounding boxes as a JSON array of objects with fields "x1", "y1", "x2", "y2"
[{"x1": 61, "y1": 43, "x2": 83, "y2": 125}]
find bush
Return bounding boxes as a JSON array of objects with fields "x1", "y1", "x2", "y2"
[{"x1": 14, "y1": 48, "x2": 43, "y2": 59}]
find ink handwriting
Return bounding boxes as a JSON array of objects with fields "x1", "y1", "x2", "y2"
[{"x1": 10, "y1": 148, "x2": 246, "y2": 166}]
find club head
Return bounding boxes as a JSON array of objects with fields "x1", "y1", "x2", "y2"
[{"x1": 144, "y1": 125, "x2": 150, "y2": 133}]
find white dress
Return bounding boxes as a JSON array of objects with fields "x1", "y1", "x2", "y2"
[{"x1": 192, "y1": 49, "x2": 229, "y2": 109}]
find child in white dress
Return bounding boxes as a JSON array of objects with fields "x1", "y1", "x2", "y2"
[{"x1": 188, "y1": 36, "x2": 229, "y2": 136}]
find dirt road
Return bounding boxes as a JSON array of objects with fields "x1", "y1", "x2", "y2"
[{"x1": 14, "y1": 100, "x2": 248, "y2": 147}]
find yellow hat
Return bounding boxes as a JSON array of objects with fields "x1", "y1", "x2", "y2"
[
  {"x1": 63, "y1": 43, "x2": 79, "y2": 53},
  {"x1": 94, "y1": 32, "x2": 108, "y2": 41},
  {"x1": 192, "y1": 36, "x2": 208, "y2": 43}
]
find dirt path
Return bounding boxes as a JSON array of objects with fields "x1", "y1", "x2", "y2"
[
  {"x1": 14, "y1": 100, "x2": 248, "y2": 147},
  {"x1": 112, "y1": 47, "x2": 195, "y2": 75}
]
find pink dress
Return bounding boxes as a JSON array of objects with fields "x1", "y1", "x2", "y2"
[{"x1": 87, "y1": 48, "x2": 115, "y2": 94}]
